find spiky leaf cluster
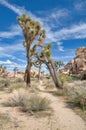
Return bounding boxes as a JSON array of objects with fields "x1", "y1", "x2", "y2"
[
  {"x1": 42, "y1": 43, "x2": 52, "y2": 60},
  {"x1": 17, "y1": 14, "x2": 46, "y2": 43}
]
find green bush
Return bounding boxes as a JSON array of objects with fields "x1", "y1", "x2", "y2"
[
  {"x1": 59, "y1": 76, "x2": 66, "y2": 86},
  {"x1": 0, "y1": 79, "x2": 10, "y2": 90}
]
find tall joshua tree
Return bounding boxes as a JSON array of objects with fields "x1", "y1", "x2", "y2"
[
  {"x1": 17, "y1": 14, "x2": 62, "y2": 89},
  {"x1": 17, "y1": 14, "x2": 45, "y2": 87},
  {"x1": 34, "y1": 43, "x2": 62, "y2": 89}
]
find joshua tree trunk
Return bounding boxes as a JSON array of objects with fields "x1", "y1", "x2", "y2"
[
  {"x1": 38, "y1": 64, "x2": 41, "y2": 81},
  {"x1": 46, "y1": 62, "x2": 62, "y2": 89},
  {"x1": 26, "y1": 42, "x2": 31, "y2": 87}
]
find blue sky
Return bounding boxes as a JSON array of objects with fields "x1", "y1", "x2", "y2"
[{"x1": 0, "y1": 0, "x2": 86, "y2": 72}]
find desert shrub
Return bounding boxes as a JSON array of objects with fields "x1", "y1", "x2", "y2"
[
  {"x1": 59, "y1": 75, "x2": 66, "y2": 86},
  {"x1": 46, "y1": 76, "x2": 51, "y2": 79},
  {"x1": 71, "y1": 75, "x2": 80, "y2": 80},
  {"x1": 3, "y1": 89, "x2": 29, "y2": 107},
  {"x1": 68, "y1": 93, "x2": 86, "y2": 110},
  {"x1": 8, "y1": 82, "x2": 26, "y2": 92},
  {"x1": 3, "y1": 89, "x2": 51, "y2": 114},
  {"x1": 64, "y1": 81, "x2": 86, "y2": 110},
  {"x1": 0, "y1": 79, "x2": 10, "y2": 90},
  {"x1": 22, "y1": 95, "x2": 51, "y2": 113},
  {"x1": 59, "y1": 74, "x2": 80, "y2": 83},
  {"x1": 15, "y1": 78, "x2": 24, "y2": 83},
  {"x1": 81, "y1": 71, "x2": 86, "y2": 80}
]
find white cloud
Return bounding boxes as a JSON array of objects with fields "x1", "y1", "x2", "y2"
[
  {"x1": 0, "y1": 0, "x2": 27, "y2": 15},
  {"x1": 0, "y1": 59, "x2": 12, "y2": 65},
  {"x1": 74, "y1": 0, "x2": 86, "y2": 11},
  {"x1": 54, "y1": 23, "x2": 86, "y2": 41},
  {"x1": 56, "y1": 42, "x2": 64, "y2": 52},
  {"x1": 1, "y1": 0, "x2": 86, "y2": 43},
  {"x1": 0, "y1": 25, "x2": 21, "y2": 39}
]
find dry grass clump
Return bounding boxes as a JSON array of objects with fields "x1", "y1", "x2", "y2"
[
  {"x1": 0, "y1": 78, "x2": 10, "y2": 90},
  {"x1": 8, "y1": 82, "x2": 26, "y2": 92},
  {"x1": 22, "y1": 94, "x2": 51, "y2": 113},
  {"x1": 15, "y1": 78, "x2": 24, "y2": 83},
  {"x1": 3, "y1": 89, "x2": 51, "y2": 115},
  {"x1": 64, "y1": 81, "x2": 86, "y2": 110},
  {"x1": 3, "y1": 88, "x2": 29, "y2": 107}
]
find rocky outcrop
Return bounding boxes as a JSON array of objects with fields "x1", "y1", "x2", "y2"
[
  {"x1": 61, "y1": 47, "x2": 86, "y2": 77},
  {"x1": 18, "y1": 69, "x2": 39, "y2": 78}
]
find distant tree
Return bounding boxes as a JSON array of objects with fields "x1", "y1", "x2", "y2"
[
  {"x1": 2, "y1": 66, "x2": 7, "y2": 73},
  {"x1": 0, "y1": 65, "x2": 2, "y2": 72},
  {"x1": 13, "y1": 66, "x2": 18, "y2": 78},
  {"x1": 32, "y1": 60, "x2": 42, "y2": 81},
  {"x1": 54, "y1": 61, "x2": 64, "y2": 71}
]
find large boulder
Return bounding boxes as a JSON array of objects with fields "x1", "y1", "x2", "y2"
[{"x1": 61, "y1": 47, "x2": 86, "y2": 77}]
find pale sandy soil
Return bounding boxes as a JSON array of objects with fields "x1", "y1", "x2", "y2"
[{"x1": 0, "y1": 82, "x2": 86, "y2": 130}]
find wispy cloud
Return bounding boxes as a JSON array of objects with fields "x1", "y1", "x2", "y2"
[
  {"x1": 40, "y1": 8, "x2": 69, "y2": 27},
  {"x1": 0, "y1": 59, "x2": 26, "y2": 71},
  {"x1": 0, "y1": 59, "x2": 12, "y2": 65},
  {"x1": 0, "y1": 40, "x2": 25, "y2": 62},
  {"x1": 54, "y1": 23, "x2": 86, "y2": 41},
  {"x1": 74, "y1": 0, "x2": 86, "y2": 11},
  {"x1": 0, "y1": 0, "x2": 27, "y2": 15},
  {"x1": 57, "y1": 42, "x2": 64, "y2": 52},
  {"x1": 0, "y1": 25, "x2": 21, "y2": 39}
]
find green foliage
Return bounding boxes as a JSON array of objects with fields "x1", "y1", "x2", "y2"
[
  {"x1": 23, "y1": 41, "x2": 26, "y2": 47},
  {"x1": 47, "y1": 43, "x2": 52, "y2": 49},
  {"x1": 59, "y1": 75, "x2": 66, "y2": 86}
]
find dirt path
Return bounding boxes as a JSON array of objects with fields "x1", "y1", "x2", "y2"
[
  {"x1": 38, "y1": 82, "x2": 86, "y2": 130},
  {"x1": 40, "y1": 92, "x2": 86, "y2": 130},
  {"x1": 0, "y1": 84, "x2": 86, "y2": 130}
]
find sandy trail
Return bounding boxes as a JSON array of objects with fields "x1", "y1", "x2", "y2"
[
  {"x1": 38, "y1": 82, "x2": 86, "y2": 130},
  {"x1": 0, "y1": 83, "x2": 86, "y2": 130}
]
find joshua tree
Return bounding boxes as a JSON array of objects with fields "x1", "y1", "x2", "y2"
[
  {"x1": 17, "y1": 14, "x2": 45, "y2": 87},
  {"x1": 17, "y1": 14, "x2": 62, "y2": 89},
  {"x1": 13, "y1": 66, "x2": 18, "y2": 78},
  {"x1": 34, "y1": 43, "x2": 62, "y2": 89},
  {"x1": 2, "y1": 66, "x2": 7, "y2": 73},
  {"x1": 54, "y1": 61, "x2": 64, "y2": 71}
]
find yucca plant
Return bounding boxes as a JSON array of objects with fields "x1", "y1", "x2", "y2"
[
  {"x1": 17, "y1": 14, "x2": 45, "y2": 87},
  {"x1": 17, "y1": 14, "x2": 62, "y2": 89}
]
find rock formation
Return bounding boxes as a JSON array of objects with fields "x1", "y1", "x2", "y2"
[{"x1": 61, "y1": 47, "x2": 86, "y2": 77}]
